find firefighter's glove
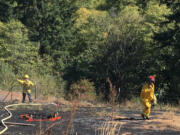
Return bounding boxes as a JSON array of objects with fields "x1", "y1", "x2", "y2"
[{"x1": 27, "y1": 89, "x2": 31, "y2": 94}]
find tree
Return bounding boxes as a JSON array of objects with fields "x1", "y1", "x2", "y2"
[
  {"x1": 92, "y1": 5, "x2": 146, "y2": 99},
  {"x1": 14, "y1": 0, "x2": 77, "y2": 72},
  {"x1": 0, "y1": 20, "x2": 40, "y2": 74},
  {"x1": 0, "y1": 0, "x2": 16, "y2": 22},
  {"x1": 63, "y1": 7, "x2": 109, "y2": 83},
  {"x1": 154, "y1": 1, "x2": 180, "y2": 103}
]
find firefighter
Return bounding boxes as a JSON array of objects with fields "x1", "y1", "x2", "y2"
[
  {"x1": 17, "y1": 74, "x2": 34, "y2": 103},
  {"x1": 140, "y1": 75, "x2": 156, "y2": 120}
]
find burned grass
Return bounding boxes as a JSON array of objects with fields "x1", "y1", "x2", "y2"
[{"x1": 0, "y1": 102, "x2": 180, "y2": 135}]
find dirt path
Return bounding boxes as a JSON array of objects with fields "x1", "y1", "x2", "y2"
[
  {"x1": 0, "y1": 90, "x2": 22, "y2": 102},
  {"x1": 116, "y1": 110, "x2": 180, "y2": 135}
]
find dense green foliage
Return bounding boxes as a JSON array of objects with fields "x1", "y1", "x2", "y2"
[{"x1": 0, "y1": 0, "x2": 179, "y2": 103}]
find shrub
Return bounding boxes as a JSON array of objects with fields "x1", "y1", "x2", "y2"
[{"x1": 69, "y1": 79, "x2": 95, "y2": 100}]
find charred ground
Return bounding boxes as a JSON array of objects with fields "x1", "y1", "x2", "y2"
[{"x1": 0, "y1": 102, "x2": 180, "y2": 135}]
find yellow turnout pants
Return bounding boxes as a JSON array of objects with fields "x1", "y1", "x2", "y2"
[{"x1": 142, "y1": 101, "x2": 152, "y2": 118}]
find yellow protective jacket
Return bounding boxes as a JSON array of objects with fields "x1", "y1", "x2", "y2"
[
  {"x1": 140, "y1": 83, "x2": 155, "y2": 103},
  {"x1": 17, "y1": 79, "x2": 34, "y2": 93}
]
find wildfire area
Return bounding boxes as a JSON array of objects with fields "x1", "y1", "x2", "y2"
[{"x1": 0, "y1": 102, "x2": 180, "y2": 135}]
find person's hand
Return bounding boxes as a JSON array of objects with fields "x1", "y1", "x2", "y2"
[
  {"x1": 152, "y1": 102, "x2": 155, "y2": 108},
  {"x1": 151, "y1": 100, "x2": 156, "y2": 108}
]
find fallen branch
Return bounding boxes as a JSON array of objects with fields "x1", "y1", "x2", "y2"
[{"x1": 4, "y1": 122, "x2": 35, "y2": 126}]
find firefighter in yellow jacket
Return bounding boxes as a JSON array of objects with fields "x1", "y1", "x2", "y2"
[
  {"x1": 17, "y1": 74, "x2": 34, "y2": 103},
  {"x1": 140, "y1": 75, "x2": 156, "y2": 120}
]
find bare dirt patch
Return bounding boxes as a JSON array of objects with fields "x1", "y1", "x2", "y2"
[
  {"x1": 113, "y1": 109, "x2": 180, "y2": 135},
  {"x1": 0, "y1": 90, "x2": 22, "y2": 102}
]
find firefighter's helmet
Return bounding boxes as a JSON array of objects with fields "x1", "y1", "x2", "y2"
[
  {"x1": 149, "y1": 75, "x2": 155, "y2": 82},
  {"x1": 24, "y1": 74, "x2": 29, "y2": 79}
]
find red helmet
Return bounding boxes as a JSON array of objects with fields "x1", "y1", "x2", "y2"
[{"x1": 149, "y1": 75, "x2": 155, "y2": 82}]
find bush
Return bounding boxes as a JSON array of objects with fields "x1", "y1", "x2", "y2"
[{"x1": 69, "y1": 79, "x2": 96, "y2": 101}]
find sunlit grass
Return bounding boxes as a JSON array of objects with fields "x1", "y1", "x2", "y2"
[{"x1": 95, "y1": 121, "x2": 121, "y2": 135}]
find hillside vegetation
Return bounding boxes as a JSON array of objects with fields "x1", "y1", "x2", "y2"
[{"x1": 0, "y1": 0, "x2": 179, "y2": 104}]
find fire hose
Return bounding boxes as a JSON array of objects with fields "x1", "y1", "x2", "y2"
[{"x1": 0, "y1": 103, "x2": 57, "y2": 135}]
